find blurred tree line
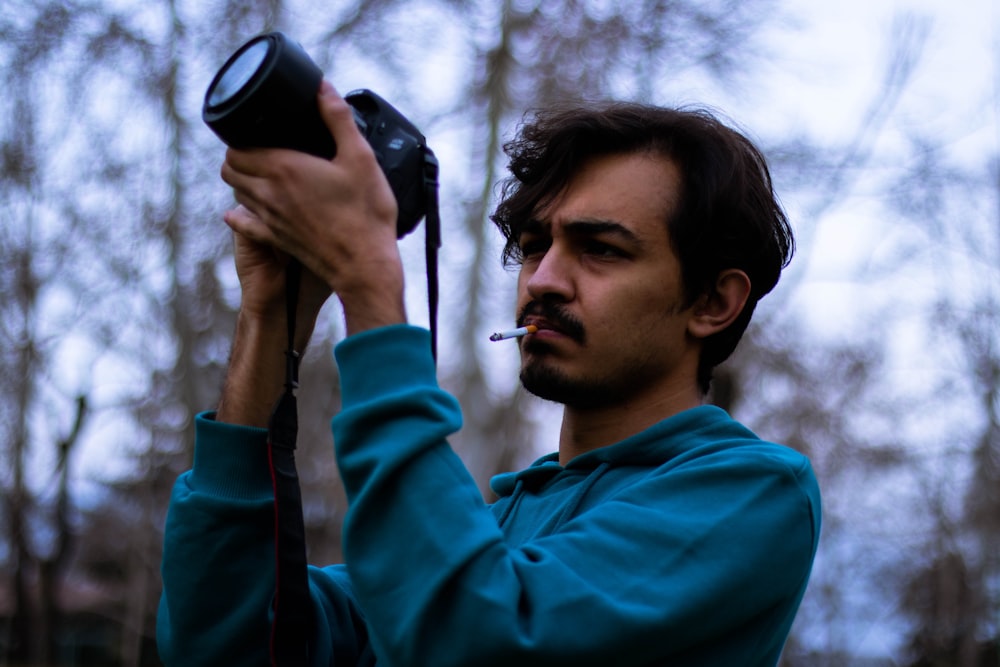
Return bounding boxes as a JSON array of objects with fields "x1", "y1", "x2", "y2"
[{"x1": 0, "y1": 0, "x2": 996, "y2": 665}]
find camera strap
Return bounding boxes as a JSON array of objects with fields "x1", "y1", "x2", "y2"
[
  {"x1": 422, "y1": 149, "x2": 441, "y2": 359},
  {"x1": 267, "y1": 260, "x2": 311, "y2": 667}
]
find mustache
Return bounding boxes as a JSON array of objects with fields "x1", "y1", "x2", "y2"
[{"x1": 517, "y1": 301, "x2": 586, "y2": 342}]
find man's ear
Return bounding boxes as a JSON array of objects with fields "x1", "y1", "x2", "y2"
[{"x1": 687, "y1": 269, "x2": 751, "y2": 340}]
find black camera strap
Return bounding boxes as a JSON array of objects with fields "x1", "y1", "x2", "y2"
[
  {"x1": 422, "y1": 149, "x2": 441, "y2": 359},
  {"x1": 266, "y1": 148, "x2": 439, "y2": 667},
  {"x1": 267, "y1": 260, "x2": 311, "y2": 667}
]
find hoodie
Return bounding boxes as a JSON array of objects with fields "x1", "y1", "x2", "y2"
[{"x1": 158, "y1": 324, "x2": 821, "y2": 667}]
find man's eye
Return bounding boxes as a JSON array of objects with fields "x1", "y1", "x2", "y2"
[
  {"x1": 584, "y1": 241, "x2": 626, "y2": 258},
  {"x1": 519, "y1": 238, "x2": 549, "y2": 258}
]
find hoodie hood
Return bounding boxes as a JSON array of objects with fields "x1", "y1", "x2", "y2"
[
  {"x1": 487, "y1": 405, "x2": 766, "y2": 541},
  {"x1": 490, "y1": 405, "x2": 752, "y2": 498}
]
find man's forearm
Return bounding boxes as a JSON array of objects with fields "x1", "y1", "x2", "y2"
[
  {"x1": 216, "y1": 310, "x2": 313, "y2": 427},
  {"x1": 332, "y1": 253, "x2": 408, "y2": 337}
]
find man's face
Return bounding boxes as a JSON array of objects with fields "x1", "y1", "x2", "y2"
[{"x1": 515, "y1": 151, "x2": 700, "y2": 410}]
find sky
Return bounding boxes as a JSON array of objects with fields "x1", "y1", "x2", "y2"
[{"x1": 694, "y1": 0, "x2": 999, "y2": 409}]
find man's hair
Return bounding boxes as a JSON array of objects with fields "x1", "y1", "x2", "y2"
[{"x1": 491, "y1": 102, "x2": 794, "y2": 394}]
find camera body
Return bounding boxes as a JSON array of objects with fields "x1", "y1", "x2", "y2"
[{"x1": 202, "y1": 32, "x2": 430, "y2": 238}]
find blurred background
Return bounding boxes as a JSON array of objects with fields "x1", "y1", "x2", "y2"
[{"x1": 0, "y1": 0, "x2": 997, "y2": 665}]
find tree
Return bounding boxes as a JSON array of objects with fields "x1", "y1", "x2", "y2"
[
  {"x1": 0, "y1": 3, "x2": 105, "y2": 661},
  {"x1": 889, "y1": 118, "x2": 1000, "y2": 667}
]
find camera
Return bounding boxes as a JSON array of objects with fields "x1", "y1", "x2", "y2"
[{"x1": 202, "y1": 31, "x2": 433, "y2": 238}]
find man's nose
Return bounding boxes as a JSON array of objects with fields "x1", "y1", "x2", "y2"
[{"x1": 524, "y1": 245, "x2": 574, "y2": 302}]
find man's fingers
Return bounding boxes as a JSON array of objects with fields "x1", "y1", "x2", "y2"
[
  {"x1": 222, "y1": 162, "x2": 279, "y2": 225},
  {"x1": 223, "y1": 205, "x2": 277, "y2": 247},
  {"x1": 317, "y1": 81, "x2": 371, "y2": 161},
  {"x1": 222, "y1": 148, "x2": 275, "y2": 184}
]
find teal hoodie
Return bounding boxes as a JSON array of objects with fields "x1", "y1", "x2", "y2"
[{"x1": 158, "y1": 325, "x2": 821, "y2": 666}]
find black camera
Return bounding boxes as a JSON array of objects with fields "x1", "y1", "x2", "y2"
[{"x1": 202, "y1": 31, "x2": 433, "y2": 238}]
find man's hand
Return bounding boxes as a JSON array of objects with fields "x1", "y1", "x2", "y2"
[
  {"x1": 226, "y1": 208, "x2": 331, "y2": 342},
  {"x1": 227, "y1": 211, "x2": 292, "y2": 320},
  {"x1": 221, "y1": 81, "x2": 406, "y2": 335}
]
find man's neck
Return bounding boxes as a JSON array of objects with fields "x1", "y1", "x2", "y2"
[{"x1": 557, "y1": 386, "x2": 702, "y2": 465}]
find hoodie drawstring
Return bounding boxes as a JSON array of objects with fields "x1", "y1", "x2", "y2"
[
  {"x1": 499, "y1": 461, "x2": 613, "y2": 536},
  {"x1": 547, "y1": 461, "x2": 611, "y2": 533}
]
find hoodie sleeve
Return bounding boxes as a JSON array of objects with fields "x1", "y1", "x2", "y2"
[
  {"x1": 330, "y1": 325, "x2": 820, "y2": 667},
  {"x1": 156, "y1": 413, "x2": 373, "y2": 667}
]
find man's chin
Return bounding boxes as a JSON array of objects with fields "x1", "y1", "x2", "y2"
[{"x1": 519, "y1": 363, "x2": 604, "y2": 409}]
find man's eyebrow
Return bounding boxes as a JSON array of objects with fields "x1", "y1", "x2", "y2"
[
  {"x1": 519, "y1": 218, "x2": 646, "y2": 250},
  {"x1": 563, "y1": 218, "x2": 643, "y2": 245}
]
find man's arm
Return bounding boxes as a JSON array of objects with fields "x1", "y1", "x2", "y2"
[
  {"x1": 329, "y1": 328, "x2": 821, "y2": 666},
  {"x1": 216, "y1": 309, "x2": 288, "y2": 427},
  {"x1": 156, "y1": 413, "x2": 276, "y2": 666},
  {"x1": 157, "y1": 412, "x2": 377, "y2": 667},
  {"x1": 157, "y1": 229, "x2": 334, "y2": 665},
  {"x1": 159, "y1": 80, "x2": 399, "y2": 665}
]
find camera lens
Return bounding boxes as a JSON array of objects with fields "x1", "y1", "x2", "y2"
[
  {"x1": 203, "y1": 33, "x2": 328, "y2": 155},
  {"x1": 207, "y1": 39, "x2": 270, "y2": 108}
]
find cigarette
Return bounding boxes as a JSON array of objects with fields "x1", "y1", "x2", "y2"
[{"x1": 489, "y1": 325, "x2": 538, "y2": 342}]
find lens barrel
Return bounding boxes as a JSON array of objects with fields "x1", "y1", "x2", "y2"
[{"x1": 203, "y1": 33, "x2": 334, "y2": 158}]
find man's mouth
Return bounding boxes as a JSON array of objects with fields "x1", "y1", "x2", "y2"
[{"x1": 518, "y1": 305, "x2": 585, "y2": 343}]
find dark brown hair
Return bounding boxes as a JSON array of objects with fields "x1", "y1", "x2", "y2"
[{"x1": 491, "y1": 102, "x2": 794, "y2": 394}]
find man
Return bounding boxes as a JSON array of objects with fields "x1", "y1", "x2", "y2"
[{"x1": 157, "y1": 81, "x2": 821, "y2": 666}]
